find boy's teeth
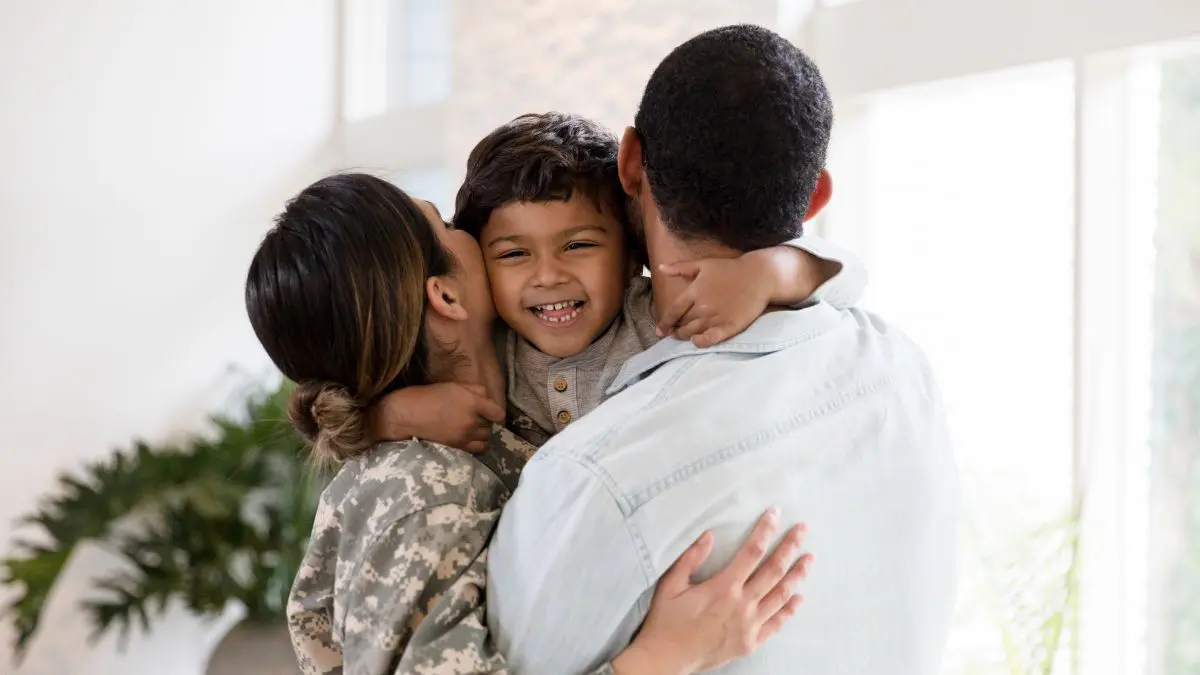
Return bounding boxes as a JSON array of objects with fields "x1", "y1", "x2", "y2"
[{"x1": 533, "y1": 301, "x2": 582, "y2": 323}]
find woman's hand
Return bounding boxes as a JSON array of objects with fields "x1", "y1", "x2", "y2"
[{"x1": 611, "y1": 508, "x2": 812, "y2": 675}]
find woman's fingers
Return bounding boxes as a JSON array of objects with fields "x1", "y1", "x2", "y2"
[
  {"x1": 755, "y1": 550, "x2": 812, "y2": 621},
  {"x1": 658, "y1": 530, "x2": 714, "y2": 597},
  {"x1": 714, "y1": 508, "x2": 781, "y2": 587},
  {"x1": 754, "y1": 594, "x2": 805, "y2": 647},
  {"x1": 744, "y1": 524, "x2": 807, "y2": 602}
]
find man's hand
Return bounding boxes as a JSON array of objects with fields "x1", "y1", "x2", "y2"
[{"x1": 367, "y1": 383, "x2": 505, "y2": 453}]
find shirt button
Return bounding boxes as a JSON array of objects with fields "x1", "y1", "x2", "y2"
[
  {"x1": 556, "y1": 410, "x2": 572, "y2": 425},
  {"x1": 553, "y1": 376, "x2": 568, "y2": 392}
]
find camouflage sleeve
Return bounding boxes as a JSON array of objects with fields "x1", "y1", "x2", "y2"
[
  {"x1": 343, "y1": 501, "x2": 618, "y2": 675},
  {"x1": 400, "y1": 557, "x2": 619, "y2": 675},
  {"x1": 288, "y1": 494, "x2": 342, "y2": 675},
  {"x1": 338, "y1": 501, "x2": 495, "y2": 673}
]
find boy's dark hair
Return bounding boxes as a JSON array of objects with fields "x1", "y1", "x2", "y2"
[
  {"x1": 452, "y1": 112, "x2": 627, "y2": 238},
  {"x1": 634, "y1": 24, "x2": 834, "y2": 252}
]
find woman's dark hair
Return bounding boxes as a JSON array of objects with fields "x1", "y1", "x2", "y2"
[{"x1": 245, "y1": 173, "x2": 453, "y2": 462}]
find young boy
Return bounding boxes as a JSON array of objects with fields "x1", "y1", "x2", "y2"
[{"x1": 373, "y1": 112, "x2": 865, "y2": 449}]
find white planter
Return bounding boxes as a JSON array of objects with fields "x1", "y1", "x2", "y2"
[{"x1": 206, "y1": 621, "x2": 300, "y2": 675}]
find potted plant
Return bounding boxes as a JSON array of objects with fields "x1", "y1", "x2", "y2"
[
  {"x1": 967, "y1": 492, "x2": 1084, "y2": 675},
  {"x1": 1, "y1": 378, "x2": 323, "y2": 674}
]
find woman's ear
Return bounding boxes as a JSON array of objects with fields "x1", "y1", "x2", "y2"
[{"x1": 426, "y1": 275, "x2": 469, "y2": 322}]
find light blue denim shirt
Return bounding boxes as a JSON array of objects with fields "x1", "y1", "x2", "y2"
[{"x1": 486, "y1": 304, "x2": 961, "y2": 674}]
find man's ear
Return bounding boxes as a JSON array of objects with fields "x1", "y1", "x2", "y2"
[
  {"x1": 426, "y1": 275, "x2": 469, "y2": 322},
  {"x1": 804, "y1": 170, "x2": 834, "y2": 222},
  {"x1": 618, "y1": 127, "x2": 644, "y2": 198}
]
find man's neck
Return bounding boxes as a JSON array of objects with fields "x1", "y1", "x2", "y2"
[{"x1": 649, "y1": 235, "x2": 741, "y2": 324}]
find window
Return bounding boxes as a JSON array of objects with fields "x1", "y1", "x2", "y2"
[
  {"x1": 833, "y1": 61, "x2": 1078, "y2": 673},
  {"x1": 388, "y1": 0, "x2": 451, "y2": 107},
  {"x1": 341, "y1": 0, "x2": 451, "y2": 121},
  {"x1": 821, "y1": 31, "x2": 1200, "y2": 674},
  {"x1": 392, "y1": 167, "x2": 454, "y2": 217},
  {"x1": 1139, "y1": 45, "x2": 1200, "y2": 675}
]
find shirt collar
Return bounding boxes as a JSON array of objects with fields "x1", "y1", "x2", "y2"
[{"x1": 607, "y1": 303, "x2": 845, "y2": 395}]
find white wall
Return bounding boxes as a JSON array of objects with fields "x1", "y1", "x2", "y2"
[
  {"x1": 0, "y1": 1, "x2": 340, "y2": 673},
  {"x1": 804, "y1": 0, "x2": 1200, "y2": 96}
]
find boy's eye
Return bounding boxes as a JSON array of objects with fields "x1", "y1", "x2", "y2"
[
  {"x1": 496, "y1": 249, "x2": 528, "y2": 260},
  {"x1": 564, "y1": 241, "x2": 599, "y2": 252}
]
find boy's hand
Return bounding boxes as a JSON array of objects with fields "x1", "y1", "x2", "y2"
[
  {"x1": 367, "y1": 383, "x2": 505, "y2": 453},
  {"x1": 656, "y1": 246, "x2": 833, "y2": 348},
  {"x1": 655, "y1": 257, "x2": 775, "y2": 348}
]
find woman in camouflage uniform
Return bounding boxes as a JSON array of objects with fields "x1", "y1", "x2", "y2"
[{"x1": 244, "y1": 173, "x2": 811, "y2": 675}]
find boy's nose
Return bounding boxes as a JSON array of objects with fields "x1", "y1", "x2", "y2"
[{"x1": 531, "y1": 259, "x2": 570, "y2": 287}]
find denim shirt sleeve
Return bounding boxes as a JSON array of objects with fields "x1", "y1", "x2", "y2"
[
  {"x1": 485, "y1": 455, "x2": 652, "y2": 675},
  {"x1": 781, "y1": 233, "x2": 868, "y2": 310}
]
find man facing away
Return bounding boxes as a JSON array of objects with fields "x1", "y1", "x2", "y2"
[{"x1": 486, "y1": 24, "x2": 961, "y2": 675}]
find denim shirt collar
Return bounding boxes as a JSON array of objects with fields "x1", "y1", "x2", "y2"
[{"x1": 607, "y1": 303, "x2": 844, "y2": 395}]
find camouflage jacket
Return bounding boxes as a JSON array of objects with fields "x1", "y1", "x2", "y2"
[{"x1": 286, "y1": 425, "x2": 616, "y2": 674}]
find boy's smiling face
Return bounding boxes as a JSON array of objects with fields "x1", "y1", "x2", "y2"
[{"x1": 481, "y1": 197, "x2": 630, "y2": 358}]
